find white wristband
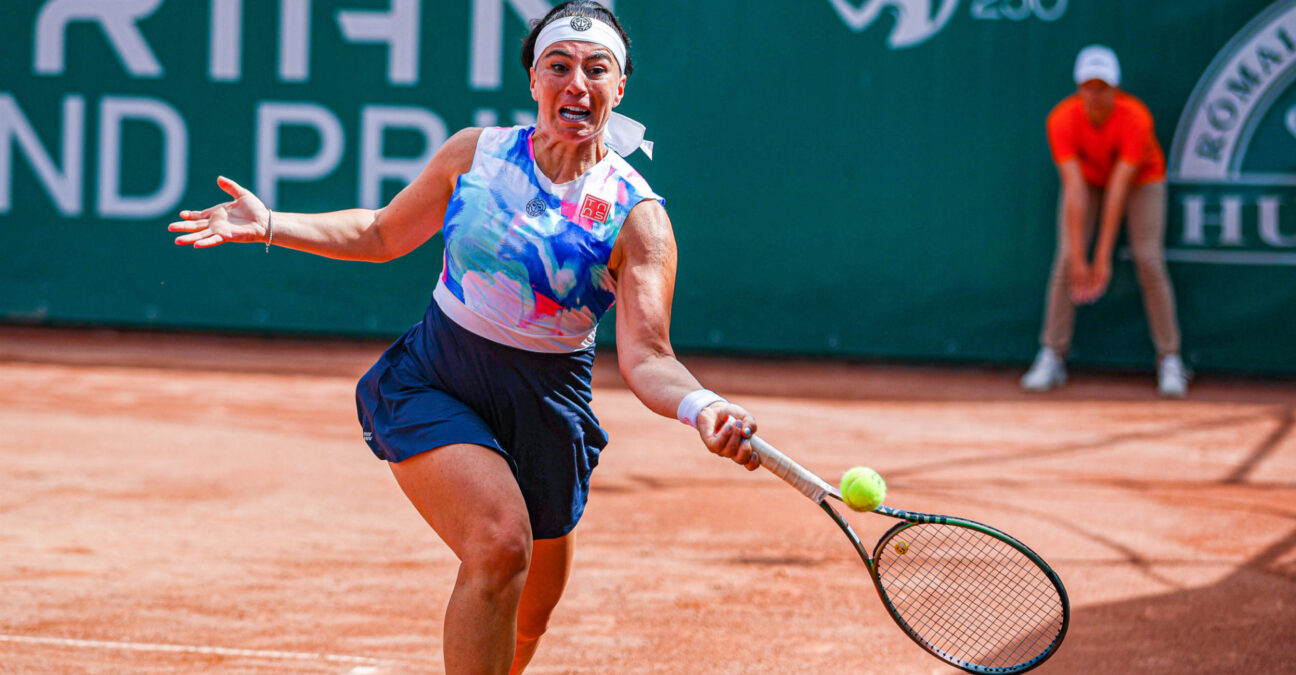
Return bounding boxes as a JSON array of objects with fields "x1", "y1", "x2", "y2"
[{"x1": 677, "y1": 389, "x2": 726, "y2": 427}]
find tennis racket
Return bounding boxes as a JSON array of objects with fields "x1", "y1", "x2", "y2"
[{"x1": 750, "y1": 434, "x2": 1069, "y2": 674}]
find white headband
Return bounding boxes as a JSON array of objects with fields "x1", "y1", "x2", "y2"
[
  {"x1": 532, "y1": 15, "x2": 627, "y2": 74},
  {"x1": 530, "y1": 15, "x2": 652, "y2": 159}
]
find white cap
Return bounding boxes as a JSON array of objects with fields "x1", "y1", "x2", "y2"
[{"x1": 1073, "y1": 44, "x2": 1120, "y2": 86}]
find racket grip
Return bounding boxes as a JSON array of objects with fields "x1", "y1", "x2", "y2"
[{"x1": 750, "y1": 435, "x2": 838, "y2": 504}]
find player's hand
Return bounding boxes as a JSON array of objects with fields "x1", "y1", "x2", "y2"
[
  {"x1": 696, "y1": 402, "x2": 759, "y2": 471},
  {"x1": 1086, "y1": 258, "x2": 1112, "y2": 301},
  {"x1": 1070, "y1": 257, "x2": 1110, "y2": 304},
  {"x1": 169, "y1": 176, "x2": 270, "y2": 248},
  {"x1": 1067, "y1": 260, "x2": 1093, "y2": 304}
]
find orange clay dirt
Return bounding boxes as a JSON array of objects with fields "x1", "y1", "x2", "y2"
[{"x1": 1, "y1": 326, "x2": 1294, "y2": 674}]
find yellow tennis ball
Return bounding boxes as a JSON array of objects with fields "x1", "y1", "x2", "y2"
[{"x1": 840, "y1": 466, "x2": 886, "y2": 512}]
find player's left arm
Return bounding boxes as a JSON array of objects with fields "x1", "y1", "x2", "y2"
[
  {"x1": 609, "y1": 199, "x2": 759, "y2": 469},
  {"x1": 1088, "y1": 159, "x2": 1139, "y2": 298}
]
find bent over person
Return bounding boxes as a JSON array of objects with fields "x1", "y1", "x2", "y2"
[
  {"x1": 169, "y1": 3, "x2": 759, "y2": 672},
  {"x1": 1022, "y1": 44, "x2": 1188, "y2": 397}
]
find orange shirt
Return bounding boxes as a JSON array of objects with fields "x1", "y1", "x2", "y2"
[{"x1": 1046, "y1": 92, "x2": 1166, "y2": 187}]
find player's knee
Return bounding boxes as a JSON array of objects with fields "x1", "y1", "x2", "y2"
[
  {"x1": 1129, "y1": 243, "x2": 1163, "y2": 271},
  {"x1": 460, "y1": 526, "x2": 531, "y2": 595}
]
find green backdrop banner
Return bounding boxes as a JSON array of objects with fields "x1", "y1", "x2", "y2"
[{"x1": 2, "y1": 0, "x2": 1293, "y2": 373}]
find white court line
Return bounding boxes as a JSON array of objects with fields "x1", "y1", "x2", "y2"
[{"x1": 0, "y1": 634, "x2": 389, "y2": 667}]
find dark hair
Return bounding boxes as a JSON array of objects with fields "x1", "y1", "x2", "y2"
[{"x1": 521, "y1": 1, "x2": 633, "y2": 76}]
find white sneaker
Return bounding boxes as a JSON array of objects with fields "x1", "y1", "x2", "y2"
[
  {"x1": 1158, "y1": 354, "x2": 1189, "y2": 398},
  {"x1": 1021, "y1": 348, "x2": 1067, "y2": 392}
]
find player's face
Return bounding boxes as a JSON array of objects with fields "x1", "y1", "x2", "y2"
[
  {"x1": 1077, "y1": 79, "x2": 1117, "y2": 125},
  {"x1": 530, "y1": 40, "x2": 626, "y2": 145}
]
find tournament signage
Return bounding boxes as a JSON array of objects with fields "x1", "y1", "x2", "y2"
[
  {"x1": 0, "y1": 0, "x2": 1073, "y2": 222},
  {"x1": 1169, "y1": 0, "x2": 1296, "y2": 266},
  {"x1": 0, "y1": 0, "x2": 1291, "y2": 373},
  {"x1": 828, "y1": 0, "x2": 1068, "y2": 48},
  {"x1": 0, "y1": 0, "x2": 587, "y2": 219}
]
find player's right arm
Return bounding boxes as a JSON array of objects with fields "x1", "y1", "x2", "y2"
[
  {"x1": 169, "y1": 128, "x2": 481, "y2": 262},
  {"x1": 609, "y1": 198, "x2": 759, "y2": 470}
]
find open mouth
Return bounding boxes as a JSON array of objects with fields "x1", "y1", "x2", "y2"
[{"x1": 559, "y1": 106, "x2": 591, "y2": 121}]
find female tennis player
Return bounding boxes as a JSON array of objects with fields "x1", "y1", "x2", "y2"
[{"x1": 168, "y1": 2, "x2": 757, "y2": 672}]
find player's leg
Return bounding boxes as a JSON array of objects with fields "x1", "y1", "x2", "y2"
[
  {"x1": 1124, "y1": 182, "x2": 1181, "y2": 358},
  {"x1": 389, "y1": 443, "x2": 533, "y2": 675},
  {"x1": 510, "y1": 531, "x2": 576, "y2": 674},
  {"x1": 1039, "y1": 185, "x2": 1100, "y2": 355},
  {"x1": 1026, "y1": 186, "x2": 1099, "y2": 390},
  {"x1": 1125, "y1": 181, "x2": 1187, "y2": 395}
]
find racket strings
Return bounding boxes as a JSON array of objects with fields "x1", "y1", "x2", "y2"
[
  {"x1": 875, "y1": 523, "x2": 1064, "y2": 669},
  {"x1": 880, "y1": 529, "x2": 1060, "y2": 665},
  {"x1": 886, "y1": 550, "x2": 1055, "y2": 665}
]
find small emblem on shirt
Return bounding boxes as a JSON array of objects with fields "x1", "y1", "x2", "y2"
[
  {"x1": 570, "y1": 17, "x2": 592, "y2": 31},
  {"x1": 579, "y1": 194, "x2": 611, "y2": 224},
  {"x1": 525, "y1": 197, "x2": 545, "y2": 217}
]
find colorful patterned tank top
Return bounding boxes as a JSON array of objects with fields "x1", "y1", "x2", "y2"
[{"x1": 432, "y1": 126, "x2": 662, "y2": 353}]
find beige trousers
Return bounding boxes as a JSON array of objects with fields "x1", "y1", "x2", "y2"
[{"x1": 1040, "y1": 181, "x2": 1181, "y2": 358}]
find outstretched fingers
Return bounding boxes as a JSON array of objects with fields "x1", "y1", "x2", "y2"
[
  {"x1": 167, "y1": 177, "x2": 259, "y2": 249},
  {"x1": 173, "y1": 227, "x2": 215, "y2": 246},
  {"x1": 169, "y1": 211, "x2": 219, "y2": 246},
  {"x1": 177, "y1": 201, "x2": 230, "y2": 221},
  {"x1": 169, "y1": 216, "x2": 208, "y2": 233},
  {"x1": 170, "y1": 199, "x2": 233, "y2": 243},
  {"x1": 192, "y1": 232, "x2": 229, "y2": 248},
  {"x1": 172, "y1": 226, "x2": 231, "y2": 248},
  {"x1": 217, "y1": 175, "x2": 252, "y2": 200}
]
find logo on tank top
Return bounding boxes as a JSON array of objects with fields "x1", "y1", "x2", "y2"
[
  {"x1": 571, "y1": 17, "x2": 592, "y2": 31},
  {"x1": 525, "y1": 197, "x2": 546, "y2": 217},
  {"x1": 1169, "y1": 1, "x2": 1296, "y2": 267},
  {"x1": 580, "y1": 194, "x2": 611, "y2": 224}
]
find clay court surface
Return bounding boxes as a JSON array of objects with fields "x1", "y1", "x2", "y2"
[{"x1": 2, "y1": 326, "x2": 1294, "y2": 674}]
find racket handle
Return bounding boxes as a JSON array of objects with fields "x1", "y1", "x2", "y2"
[{"x1": 749, "y1": 435, "x2": 840, "y2": 504}]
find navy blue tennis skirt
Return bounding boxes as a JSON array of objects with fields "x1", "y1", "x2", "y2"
[{"x1": 355, "y1": 300, "x2": 607, "y2": 539}]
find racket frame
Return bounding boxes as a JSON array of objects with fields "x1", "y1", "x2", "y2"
[{"x1": 749, "y1": 435, "x2": 1070, "y2": 674}]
